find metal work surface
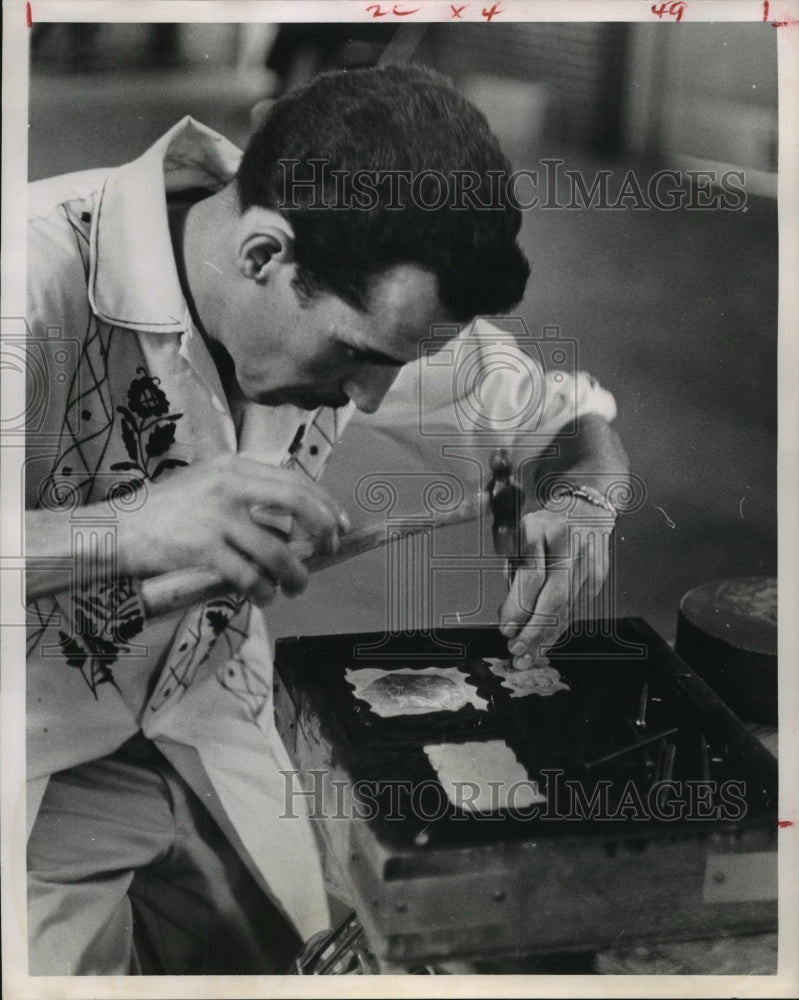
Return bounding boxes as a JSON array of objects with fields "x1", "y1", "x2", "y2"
[{"x1": 274, "y1": 620, "x2": 777, "y2": 964}]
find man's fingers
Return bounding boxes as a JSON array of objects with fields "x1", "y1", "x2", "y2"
[
  {"x1": 496, "y1": 511, "x2": 615, "y2": 669},
  {"x1": 226, "y1": 460, "x2": 350, "y2": 544},
  {"x1": 498, "y1": 561, "x2": 546, "y2": 639},
  {"x1": 506, "y1": 544, "x2": 610, "y2": 668},
  {"x1": 223, "y1": 521, "x2": 310, "y2": 596},
  {"x1": 245, "y1": 482, "x2": 345, "y2": 549},
  {"x1": 500, "y1": 517, "x2": 572, "y2": 666},
  {"x1": 509, "y1": 572, "x2": 572, "y2": 664},
  {"x1": 235, "y1": 460, "x2": 349, "y2": 520},
  {"x1": 498, "y1": 518, "x2": 568, "y2": 640},
  {"x1": 211, "y1": 546, "x2": 279, "y2": 606},
  {"x1": 128, "y1": 456, "x2": 352, "y2": 584},
  {"x1": 582, "y1": 529, "x2": 612, "y2": 598}
]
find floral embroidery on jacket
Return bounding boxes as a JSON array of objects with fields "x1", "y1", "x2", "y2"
[
  {"x1": 58, "y1": 368, "x2": 189, "y2": 694},
  {"x1": 57, "y1": 579, "x2": 145, "y2": 698},
  {"x1": 110, "y1": 368, "x2": 189, "y2": 484}
]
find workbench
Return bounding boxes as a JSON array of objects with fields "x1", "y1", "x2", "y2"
[{"x1": 274, "y1": 618, "x2": 778, "y2": 975}]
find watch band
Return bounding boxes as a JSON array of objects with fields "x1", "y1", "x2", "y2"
[{"x1": 550, "y1": 483, "x2": 619, "y2": 518}]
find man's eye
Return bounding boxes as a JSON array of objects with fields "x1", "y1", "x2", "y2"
[{"x1": 344, "y1": 346, "x2": 361, "y2": 362}]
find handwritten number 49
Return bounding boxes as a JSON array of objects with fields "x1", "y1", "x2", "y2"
[{"x1": 651, "y1": 1, "x2": 686, "y2": 21}]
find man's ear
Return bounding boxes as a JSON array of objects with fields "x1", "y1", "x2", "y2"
[{"x1": 236, "y1": 210, "x2": 295, "y2": 283}]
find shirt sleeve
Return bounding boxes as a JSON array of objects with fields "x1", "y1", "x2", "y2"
[
  {"x1": 25, "y1": 208, "x2": 95, "y2": 510},
  {"x1": 354, "y1": 317, "x2": 617, "y2": 445}
]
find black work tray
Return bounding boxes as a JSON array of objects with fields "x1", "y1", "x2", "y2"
[{"x1": 274, "y1": 619, "x2": 778, "y2": 963}]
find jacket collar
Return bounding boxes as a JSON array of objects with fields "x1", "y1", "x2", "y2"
[{"x1": 88, "y1": 117, "x2": 242, "y2": 333}]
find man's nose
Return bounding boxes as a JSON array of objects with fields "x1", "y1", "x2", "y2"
[{"x1": 342, "y1": 367, "x2": 400, "y2": 414}]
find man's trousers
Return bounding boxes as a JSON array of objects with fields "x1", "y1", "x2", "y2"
[{"x1": 27, "y1": 735, "x2": 301, "y2": 975}]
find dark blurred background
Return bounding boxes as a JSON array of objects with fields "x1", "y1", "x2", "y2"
[{"x1": 28, "y1": 22, "x2": 778, "y2": 644}]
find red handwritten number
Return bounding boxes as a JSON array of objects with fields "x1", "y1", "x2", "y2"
[
  {"x1": 481, "y1": 2, "x2": 503, "y2": 21},
  {"x1": 366, "y1": 2, "x2": 419, "y2": 14},
  {"x1": 26, "y1": 1, "x2": 32, "y2": 26},
  {"x1": 451, "y1": 3, "x2": 468, "y2": 17},
  {"x1": 651, "y1": 1, "x2": 686, "y2": 21},
  {"x1": 763, "y1": 0, "x2": 769, "y2": 18}
]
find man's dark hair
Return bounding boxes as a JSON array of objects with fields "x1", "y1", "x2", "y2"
[{"x1": 236, "y1": 64, "x2": 530, "y2": 322}]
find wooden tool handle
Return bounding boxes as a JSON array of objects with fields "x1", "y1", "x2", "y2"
[{"x1": 139, "y1": 491, "x2": 486, "y2": 619}]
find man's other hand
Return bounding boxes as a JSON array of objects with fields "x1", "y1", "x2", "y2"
[{"x1": 497, "y1": 502, "x2": 614, "y2": 669}]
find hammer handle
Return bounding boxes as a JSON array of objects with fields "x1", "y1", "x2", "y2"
[{"x1": 139, "y1": 491, "x2": 486, "y2": 619}]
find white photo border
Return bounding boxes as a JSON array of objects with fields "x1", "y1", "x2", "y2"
[{"x1": 2, "y1": 2, "x2": 797, "y2": 997}]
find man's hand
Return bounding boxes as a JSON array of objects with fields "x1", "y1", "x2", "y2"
[
  {"x1": 498, "y1": 500, "x2": 615, "y2": 669},
  {"x1": 120, "y1": 456, "x2": 351, "y2": 605},
  {"x1": 26, "y1": 456, "x2": 350, "y2": 605}
]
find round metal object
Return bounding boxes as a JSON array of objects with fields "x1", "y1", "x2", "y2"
[{"x1": 675, "y1": 577, "x2": 777, "y2": 724}]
